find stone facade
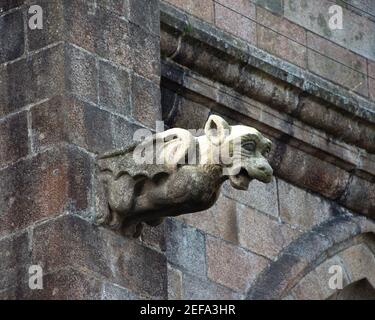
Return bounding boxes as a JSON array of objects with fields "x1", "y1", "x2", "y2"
[{"x1": 0, "y1": 0, "x2": 374, "y2": 300}]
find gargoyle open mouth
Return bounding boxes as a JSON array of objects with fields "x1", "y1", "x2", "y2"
[{"x1": 229, "y1": 168, "x2": 252, "y2": 190}]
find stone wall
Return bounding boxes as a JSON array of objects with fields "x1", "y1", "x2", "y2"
[
  {"x1": 160, "y1": 0, "x2": 375, "y2": 299},
  {"x1": 0, "y1": 0, "x2": 374, "y2": 300},
  {"x1": 0, "y1": 0, "x2": 168, "y2": 299},
  {"x1": 165, "y1": 0, "x2": 375, "y2": 100}
]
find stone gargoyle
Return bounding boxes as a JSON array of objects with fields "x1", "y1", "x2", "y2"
[{"x1": 95, "y1": 115, "x2": 273, "y2": 237}]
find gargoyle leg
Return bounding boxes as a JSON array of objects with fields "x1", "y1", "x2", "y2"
[{"x1": 107, "y1": 174, "x2": 135, "y2": 229}]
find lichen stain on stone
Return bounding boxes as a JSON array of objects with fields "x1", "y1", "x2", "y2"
[
  {"x1": 288, "y1": 0, "x2": 297, "y2": 12},
  {"x1": 354, "y1": 32, "x2": 364, "y2": 41},
  {"x1": 301, "y1": 0, "x2": 309, "y2": 10},
  {"x1": 317, "y1": 14, "x2": 332, "y2": 38}
]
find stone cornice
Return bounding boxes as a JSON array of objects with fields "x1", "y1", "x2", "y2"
[
  {"x1": 160, "y1": 1, "x2": 375, "y2": 218},
  {"x1": 160, "y1": 1, "x2": 375, "y2": 153},
  {"x1": 161, "y1": 60, "x2": 375, "y2": 178}
]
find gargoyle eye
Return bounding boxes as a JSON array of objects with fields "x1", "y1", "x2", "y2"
[
  {"x1": 242, "y1": 141, "x2": 256, "y2": 152},
  {"x1": 263, "y1": 146, "x2": 271, "y2": 157}
]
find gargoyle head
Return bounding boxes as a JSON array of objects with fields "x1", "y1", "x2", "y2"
[{"x1": 202, "y1": 115, "x2": 273, "y2": 190}]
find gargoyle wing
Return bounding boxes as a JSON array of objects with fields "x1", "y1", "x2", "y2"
[
  {"x1": 98, "y1": 128, "x2": 197, "y2": 179},
  {"x1": 135, "y1": 128, "x2": 196, "y2": 166}
]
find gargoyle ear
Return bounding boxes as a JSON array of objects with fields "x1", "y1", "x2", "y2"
[{"x1": 204, "y1": 115, "x2": 231, "y2": 145}]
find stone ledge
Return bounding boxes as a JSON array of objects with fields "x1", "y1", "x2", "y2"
[
  {"x1": 161, "y1": 60, "x2": 375, "y2": 179},
  {"x1": 161, "y1": 59, "x2": 375, "y2": 218},
  {"x1": 160, "y1": 1, "x2": 375, "y2": 218},
  {"x1": 160, "y1": 1, "x2": 375, "y2": 153}
]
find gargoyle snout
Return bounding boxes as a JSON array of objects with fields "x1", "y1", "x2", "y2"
[
  {"x1": 241, "y1": 156, "x2": 273, "y2": 184},
  {"x1": 255, "y1": 161, "x2": 273, "y2": 182}
]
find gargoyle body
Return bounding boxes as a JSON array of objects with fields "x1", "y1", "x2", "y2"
[{"x1": 96, "y1": 115, "x2": 273, "y2": 237}]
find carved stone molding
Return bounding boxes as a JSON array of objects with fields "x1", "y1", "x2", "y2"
[{"x1": 159, "y1": 1, "x2": 375, "y2": 218}]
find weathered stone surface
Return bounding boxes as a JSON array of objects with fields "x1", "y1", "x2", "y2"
[
  {"x1": 284, "y1": 231, "x2": 332, "y2": 264},
  {"x1": 0, "y1": 0, "x2": 24, "y2": 12},
  {"x1": 246, "y1": 215, "x2": 365, "y2": 299},
  {"x1": 164, "y1": 0, "x2": 214, "y2": 22},
  {"x1": 223, "y1": 178, "x2": 279, "y2": 217},
  {"x1": 313, "y1": 255, "x2": 352, "y2": 297},
  {"x1": 0, "y1": 147, "x2": 91, "y2": 237},
  {"x1": 182, "y1": 273, "x2": 241, "y2": 300},
  {"x1": 339, "y1": 244, "x2": 375, "y2": 287},
  {"x1": 247, "y1": 252, "x2": 303, "y2": 299},
  {"x1": 0, "y1": 232, "x2": 30, "y2": 290},
  {"x1": 140, "y1": 222, "x2": 166, "y2": 252},
  {"x1": 216, "y1": 0, "x2": 256, "y2": 18},
  {"x1": 129, "y1": 23, "x2": 160, "y2": 83},
  {"x1": 101, "y1": 282, "x2": 140, "y2": 300},
  {"x1": 307, "y1": 32, "x2": 367, "y2": 73},
  {"x1": 307, "y1": 50, "x2": 368, "y2": 97},
  {"x1": 131, "y1": 73, "x2": 161, "y2": 128},
  {"x1": 290, "y1": 255, "x2": 350, "y2": 300},
  {"x1": 27, "y1": 0, "x2": 64, "y2": 51},
  {"x1": 215, "y1": 2, "x2": 256, "y2": 44},
  {"x1": 167, "y1": 264, "x2": 182, "y2": 300},
  {"x1": 340, "y1": 175, "x2": 375, "y2": 218},
  {"x1": 0, "y1": 44, "x2": 64, "y2": 117},
  {"x1": 31, "y1": 97, "x2": 66, "y2": 151},
  {"x1": 289, "y1": 269, "x2": 324, "y2": 300},
  {"x1": 369, "y1": 77, "x2": 375, "y2": 102},
  {"x1": 297, "y1": 96, "x2": 375, "y2": 153},
  {"x1": 257, "y1": 25, "x2": 307, "y2": 68},
  {"x1": 64, "y1": 0, "x2": 132, "y2": 68},
  {"x1": 104, "y1": 229, "x2": 168, "y2": 299},
  {"x1": 0, "y1": 112, "x2": 28, "y2": 167},
  {"x1": 206, "y1": 236, "x2": 269, "y2": 292},
  {"x1": 32, "y1": 214, "x2": 168, "y2": 299},
  {"x1": 99, "y1": 61, "x2": 131, "y2": 116},
  {"x1": 272, "y1": 142, "x2": 350, "y2": 200},
  {"x1": 369, "y1": 61, "x2": 375, "y2": 79},
  {"x1": 284, "y1": 0, "x2": 375, "y2": 61},
  {"x1": 31, "y1": 95, "x2": 139, "y2": 154},
  {"x1": 278, "y1": 179, "x2": 332, "y2": 229},
  {"x1": 315, "y1": 214, "x2": 361, "y2": 247},
  {"x1": 28, "y1": 268, "x2": 103, "y2": 300},
  {"x1": 65, "y1": 44, "x2": 98, "y2": 104},
  {"x1": 32, "y1": 216, "x2": 109, "y2": 278},
  {"x1": 237, "y1": 204, "x2": 300, "y2": 259},
  {"x1": 182, "y1": 194, "x2": 238, "y2": 244},
  {"x1": 0, "y1": 10, "x2": 24, "y2": 63},
  {"x1": 255, "y1": 0, "x2": 283, "y2": 14},
  {"x1": 109, "y1": 113, "x2": 143, "y2": 150},
  {"x1": 161, "y1": 3, "x2": 375, "y2": 126},
  {"x1": 343, "y1": 0, "x2": 375, "y2": 16},
  {"x1": 97, "y1": 8, "x2": 132, "y2": 68},
  {"x1": 0, "y1": 267, "x2": 103, "y2": 300},
  {"x1": 63, "y1": 0, "x2": 99, "y2": 54},
  {"x1": 98, "y1": 0, "x2": 129, "y2": 17},
  {"x1": 166, "y1": 219, "x2": 206, "y2": 276},
  {"x1": 257, "y1": 7, "x2": 306, "y2": 44},
  {"x1": 129, "y1": 0, "x2": 159, "y2": 34},
  {"x1": 168, "y1": 97, "x2": 211, "y2": 130}
]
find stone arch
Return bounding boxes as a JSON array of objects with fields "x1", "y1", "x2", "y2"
[
  {"x1": 328, "y1": 279, "x2": 375, "y2": 300},
  {"x1": 286, "y1": 242, "x2": 375, "y2": 299},
  {"x1": 246, "y1": 214, "x2": 375, "y2": 300}
]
